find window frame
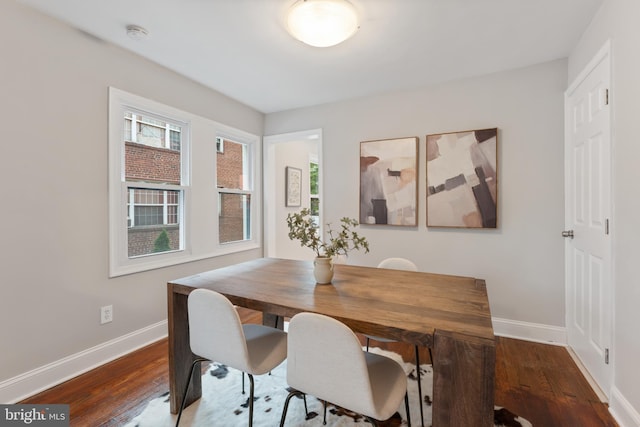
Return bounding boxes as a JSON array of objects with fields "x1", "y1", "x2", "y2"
[
  {"x1": 108, "y1": 88, "x2": 260, "y2": 277},
  {"x1": 214, "y1": 129, "x2": 258, "y2": 246}
]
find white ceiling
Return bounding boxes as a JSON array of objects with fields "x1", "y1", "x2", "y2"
[{"x1": 18, "y1": 0, "x2": 602, "y2": 114}]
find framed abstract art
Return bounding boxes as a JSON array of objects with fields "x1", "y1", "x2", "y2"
[
  {"x1": 359, "y1": 137, "x2": 418, "y2": 226},
  {"x1": 426, "y1": 128, "x2": 498, "y2": 228}
]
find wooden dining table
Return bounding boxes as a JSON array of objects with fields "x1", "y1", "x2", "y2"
[{"x1": 167, "y1": 257, "x2": 495, "y2": 427}]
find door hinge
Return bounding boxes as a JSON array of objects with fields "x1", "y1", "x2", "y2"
[
  {"x1": 605, "y1": 348, "x2": 610, "y2": 364},
  {"x1": 605, "y1": 88, "x2": 609, "y2": 105},
  {"x1": 605, "y1": 218, "x2": 610, "y2": 235}
]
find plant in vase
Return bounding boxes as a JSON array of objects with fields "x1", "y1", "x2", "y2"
[{"x1": 286, "y1": 208, "x2": 370, "y2": 284}]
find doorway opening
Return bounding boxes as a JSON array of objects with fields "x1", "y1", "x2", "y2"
[{"x1": 264, "y1": 129, "x2": 323, "y2": 260}]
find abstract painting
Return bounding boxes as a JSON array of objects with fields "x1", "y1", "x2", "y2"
[
  {"x1": 426, "y1": 128, "x2": 498, "y2": 228},
  {"x1": 360, "y1": 137, "x2": 418, "y2": 226}
]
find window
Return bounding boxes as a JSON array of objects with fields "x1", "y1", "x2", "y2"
[
  {"x1": 109, "y1": 88, "x2": 260, "y2": 277},
  {"x1": 216, "y1": 136, "x2": 224, "y2": 153},
  {"x1": 309, "y1": 160, "x2": 320, "y2": 226},
  {"x1": 216, "y1": 138, "x2": 252, "y2": 244},
  {"x1": 122, "y1": 109, "x2": 186, "y2": 259},
  {"x1": 124, "y1": 112, "x2": 182, "y2": 150},
  {"x1": 128, "y1": 189, "x2": 179, "y2": 227},
  {"x1": 309, "y1": 161, "x2": 319, "y2": 214}
]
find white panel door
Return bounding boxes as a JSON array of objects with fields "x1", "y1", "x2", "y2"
[{"x1": 565, "y1": 42, "x2": 612, "y2": 397}]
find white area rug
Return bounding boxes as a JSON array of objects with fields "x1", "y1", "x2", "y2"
[{"x1": 126, "y1": 348, "x2": 531, "y2": 427}]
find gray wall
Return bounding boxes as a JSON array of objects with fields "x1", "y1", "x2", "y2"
[
  {"x1": 265, "y1": 59, "x2": 567, "y2": 328},
  {"x1": 569, "y1": 0, "x2": 640, "y2": 423},
  {"x1": 272, "y1": 140, "x2": 318, "y2": 261},
  {"x1": 6, "y1": 0, "x2": 638, "y2": 422},
  {"x1": 0, "y1": 1, "x2": 263, "y2": 383}
]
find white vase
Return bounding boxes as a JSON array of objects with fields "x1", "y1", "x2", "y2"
[{"x1": 313, "y1": 256, "x2": 334, "y2": 284}]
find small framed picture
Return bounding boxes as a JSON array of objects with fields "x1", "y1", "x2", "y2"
[{"x1": 285, "y1": 166, "x2": 302, "y2": 207}]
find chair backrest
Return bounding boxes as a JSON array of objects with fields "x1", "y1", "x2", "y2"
[
  {"x1": 286, "y1": 312, "x2": 377, "y2": 417},
  {"x1": 377, "y1": 257, "x2": 418, "y2": 271},
  {"x1": 187, "y1": 288, "x2": 251, "y2": 372}
]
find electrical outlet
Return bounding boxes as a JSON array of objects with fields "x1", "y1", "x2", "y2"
[{"x1": 100, "y1": 305, "x2": 113, "y2": 324}]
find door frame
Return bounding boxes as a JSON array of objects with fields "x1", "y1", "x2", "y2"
[
  {"x1": 263, "y1": 129, "x2": 323, "y2": 258},
  {"x1": 564, "y1": 39, "x2": 614, "y2": 400}
]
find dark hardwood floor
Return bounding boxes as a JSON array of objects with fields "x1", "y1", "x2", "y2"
[{"x1": 21, "y1": 308, "x2": 618, "y2": 427}]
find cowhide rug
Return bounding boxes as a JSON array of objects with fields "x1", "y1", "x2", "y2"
[{"x1": 126, "y1": 348, "x2": 531, "y2": 427}]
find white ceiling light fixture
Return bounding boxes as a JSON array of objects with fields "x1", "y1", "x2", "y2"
[
  {"x1": 126, "y1": 24, "x2": 149, "y2": 41},
  {"x1": 286, "y1": 0, "x2": 359, "y2": 48}
]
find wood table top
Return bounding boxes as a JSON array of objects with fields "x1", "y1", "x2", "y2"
[{"x1": 168, "y1": 257, "x2": 494, "y2": 348}]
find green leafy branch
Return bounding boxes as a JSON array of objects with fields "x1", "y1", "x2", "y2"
[{"x1": 286, "y1": 208, "x2": 370, "y2": 258}]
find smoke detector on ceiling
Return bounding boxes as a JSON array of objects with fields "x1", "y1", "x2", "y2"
[{"x1": 126, "y1": 25, "x2": 149, "y2": 41}]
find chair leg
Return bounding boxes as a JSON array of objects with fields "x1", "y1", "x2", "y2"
[
  {"x1": 415, "y1": 345, "x2": 424, "y2": 427},
  {"x1": 279, "y1": 389, "x2": 305, "y2": 427},
  {"x1": 323, "y1": 400, "x2": 328, "y2": 425},
  {"x1": 364, "y1": 416, "x2": 379, "y2": 426},
  {"x1": 404, "y1": 391, "x2": 412, "y2": 427},
  {"x1": 366, "y1": 337, "x2": 370, "y2": 351},
  {"x1": 268, "y1": 316, "x2": 279, "y2": 377},
  {"x1": 303, "y1": 394, "x2": 309, "y2": 417},
  {"x1": 175, "y1": 357, "x2": 208, "y2": 427},
  {"x1": 248, "y1": 373, "x2": 255, "y2": 427},
  {"x1": 242, "y1": 372, "x2": 245, "y2": 394}
]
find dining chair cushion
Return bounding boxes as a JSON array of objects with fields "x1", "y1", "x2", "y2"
[
  {"x1": 243, "y1": 323, "x2": 289, "y2": 375},
  {"x1": 287, "y1": 312, "x2": 407, "y2": 421},
  {"x1": 188, "y1": 289, "x2": 287, "y2": 375},
  {"x1": 377, "y1": 257, "x2": 418, "y2": 271}
]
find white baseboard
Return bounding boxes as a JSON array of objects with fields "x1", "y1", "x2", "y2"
[
  {"x1": 492, "y1": 317, "x2": 567, "y2": 345},
  {"x1": 609, "y1": 387, "x2": 640, "y2": 427},
  {"x1": 1, "y1": 316, "x2": 563, "y2": 404},
  {"x1": 0, "y1": 320, "x2": 167, "y2": 404},
  {"x1": 2, "y1": 315, "x2": 636, "y2": 427}
]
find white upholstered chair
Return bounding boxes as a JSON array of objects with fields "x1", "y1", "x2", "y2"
[
  {"x1": 377, "y1": 257, "x2": 419, "y2": 271},
  {"x1": 366, "y1": 257, "x2": 430, "y2": 427},
  {"x1": 279, "y1": 312, "x2": 411, "y2": 427},
  {"x1": 176, "y1": 289, "x2": 287, "y2": 427}
]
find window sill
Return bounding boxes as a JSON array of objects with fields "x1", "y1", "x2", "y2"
[{"x1": 109, "y1": 242, "x2": 260, "y2": 278}]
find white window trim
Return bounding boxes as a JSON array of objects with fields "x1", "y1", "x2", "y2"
[
  {"x1": 214, "y1": 127, "x2": 261, "y2": 249},
  {"x1": 108, "y1": 87, "x2": 260, "y2": 277}
]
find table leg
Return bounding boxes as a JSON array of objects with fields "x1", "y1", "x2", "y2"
[
  {"x1": 168, "y1": 284, "x2": 201, "y2": 414},
  {"x1": 263, "y1": 313, "x2": 280, "y2": 329},
  {"x1": 432, "y1": 330, "x2": 496, "y2": 427}
]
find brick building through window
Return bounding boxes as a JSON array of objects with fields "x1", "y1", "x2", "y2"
[
  {"x1": 124, "y1": 112, "x2": 183, "y2": 257},
  {"x1": 110, "y1": 88, "x2": 259, "y2": 276},
  {"x1": 124, "y1": 120, "x2": 248, "y2": 256},
  {"x1": 216, "y1": 137, "x2": 251, "y2": 244}
]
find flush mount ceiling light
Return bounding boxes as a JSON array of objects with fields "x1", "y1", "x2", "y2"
[
  {"x1": 286, "y1": 0, "x2": 359, "y2": 48},
  {"x1": 126, "y1": 24, "x2": 149, "y2": 41}
]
